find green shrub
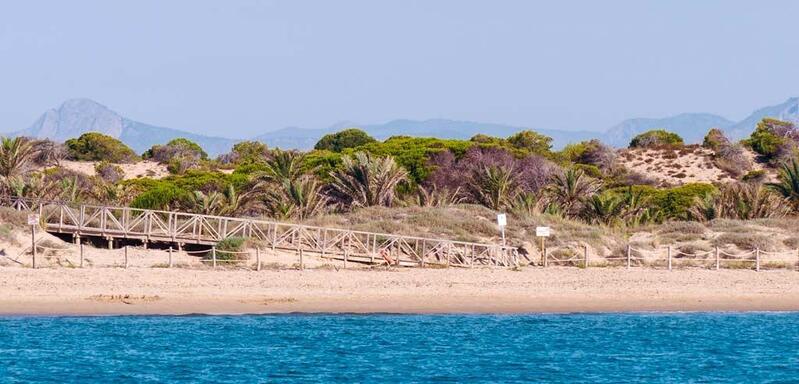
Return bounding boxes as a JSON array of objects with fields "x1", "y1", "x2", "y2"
[
  {"x1": 144, "y1": 138, "x2": 208, "y2": 162},
  {"x1": 573, "y1": 163, "x2": 602, "y2": 178},
  {"x1": 314, "y1": 128, "x2": 376, "y2": 152},
  {"x1": 130, "y1": 184, "x2": 191, "y2": 210},
  {"x1": 742, "y1": 169, "x2": 766, "y2": 182},
  {"x1": 213, "y1": 237, "x2": 247, "y2": 261},
  {"x1": 506, "y1": 130, "x2": 552, "y2": 155},
  {"x1": 346, "y1": 136, "x2": 472, "y2": 184},
  {"x1": 65, "y1": 132, "x2": 137, "y2": 163},
  {"x1": 702, "y1": 128, "x2": 729, "y2": 150},
  {"x1": 608, "y1": 183, "x2": 716, "y2": 219},
  {"x1": 221, "y1": 141, "x2": 268, "y2": 165},
  {"x1": 746, "y1": 118, "x2": 795, "y2": 159},
  {"x1": 629, "y1": 130, "x2": 684, "y2": 148}
]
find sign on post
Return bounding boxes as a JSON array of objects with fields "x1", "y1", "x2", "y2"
[
  {"x1": 497, "y1": 213, "x2": 507, "y2": 246},
  {"x1": 536, "y1": 226, "x2": 550, "y2": 237},
  {"x1": 496, "y1": 214, "x2": 507, "y2": 227},
  {"x1": 27, "y1": 214, "x2": 40, "y2": 226},
  {"x1": 536, "y1": 226, "x2": 551, "y2": 267}
]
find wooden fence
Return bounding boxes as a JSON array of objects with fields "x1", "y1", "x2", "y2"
[{"x1": 0, "y1": 196, "x2": 520, "y2": 268}]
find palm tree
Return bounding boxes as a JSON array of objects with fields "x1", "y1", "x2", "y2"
[
  {"x1": 328, "y1": 152, "x2": 408, "y2": 208},
  {"x1": 694, "y1": 183, "x2": 788, "y2": 220},
  {"x1": 582, "y1": 194, "x2": 625, "y2": 226},
  {"x1": 256, "y1": 149, "x2": 305, "y2": 183},
  {"x1": 546, "y1": 168, "x2": 600, "y2": 218},
  {"x1": 768, "y1": 158, "x2": 799, "y2": 211},
  {"x1": 0, "y1": 137, "x2": 36, "y2": 179},
  {"x1": 414, "y1": 185, "x2": 463, "y2": 207},
  {"x1": 465, "y1": 164, "x2": 519, "y2": 211},
  {"x1": 186, "y1": 190, "x2": 228, "y2": 215},
  {"x1": 688, "y1": 192, "x2": 718, "y2": 222}
]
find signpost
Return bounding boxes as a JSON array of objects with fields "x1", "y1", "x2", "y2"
[
  {"x1": 28, "y1": 214, "x2": 40, "y2": 269},
  {"x1": 536, "y1": 226, "x2": 551, "y2": 266},
  {"x1": 497, "y1": 213, "x2": 507, "y2": 246}
]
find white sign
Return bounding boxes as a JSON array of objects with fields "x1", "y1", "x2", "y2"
[
  {"x1": 497, "y1": 213, "x2": 507, "y2": 227},
  {"x1": 27, "y1": 214, "x2": 40, "y2": 226},
  {"x1": 536, "y1": 226, "x2": 551, "y2": 237}
]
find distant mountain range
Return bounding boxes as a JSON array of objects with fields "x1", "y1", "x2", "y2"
[{"x1": 8, "y1": 97, "x2": 799, "y2": 156}]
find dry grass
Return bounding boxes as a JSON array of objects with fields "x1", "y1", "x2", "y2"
[
  {"x1": 712, "y1": 232, "x2": 777, "y2": 251},
  {"x1": 0, "y1": 207, "x2": 27, "y2": 228}
]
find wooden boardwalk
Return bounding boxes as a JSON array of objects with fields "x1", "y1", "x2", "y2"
[{"x1": 1, "y1": 196, "x2": 519, "y2": 268}]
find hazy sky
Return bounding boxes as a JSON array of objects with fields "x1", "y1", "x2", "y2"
[{"x1": 1, "y1": 0, "x2": 797, "y2": 138}]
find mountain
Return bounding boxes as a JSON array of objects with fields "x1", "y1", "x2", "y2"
[
  {"x1": 728, "y1": 97, "x2": 799, "y2": 140},
  {"x1": 604, "y1": 113, "x2": 735, "y2": 147},
  {"x1": 9, "y1": 97, "x2": 799, "y2": 155},
  {"x1": 254, "y1": 119, "x2": 600, "y2": 150},
  {"x1": 13, "y1": 99, "x2": 236, "y2": 156}
]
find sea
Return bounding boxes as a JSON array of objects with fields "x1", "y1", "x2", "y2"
[{"x1": 0, "y1": 312, "x2": 797, "y2": 383}]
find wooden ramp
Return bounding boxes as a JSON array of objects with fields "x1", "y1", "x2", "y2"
[{"x1": 1, "y1": 196, "x2": 519, "y2": 268}]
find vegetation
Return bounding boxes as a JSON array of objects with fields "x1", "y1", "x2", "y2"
[
  {"x1": 747, "y1": 118, "x2": 799, "y2": 162},
  {"x1": 65, "y1": 132, "x2": 137, "y2": 163},
  {"x1": 3, "y1": 117, "x2": 799, "y2": 239},
  {"x1": 314, "y1": 128, "x2": 376, "y2": 152},
  {"x1": 629, "y1": 129, "x2": 684, "y2": 148}
]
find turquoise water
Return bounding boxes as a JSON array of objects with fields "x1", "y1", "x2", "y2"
[{"x1": 1, "y1": 313, "x2": 798, "y2": 383}]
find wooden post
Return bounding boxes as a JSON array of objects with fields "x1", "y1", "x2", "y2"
[
  {"x1": 755, "y1": 248, "x2": 760, "y2": 272},
  {"x1": 31, "y1": 224, "x2": 37, "y2": 269},
  {"x1": 108, "y1": 238, "x2": 113, "y2": 250},
  {"x1": 583, "y1": 244, "x2": 589, "y2": 268},
  {"x1": 420, "y1": 240, "x2": 426, "y2": 268},
  {"x1": 212, "y1": 247, "x2": 217, "y2": 269},
  {"x1": 168, "y1": 247, "x2": 173, "y2": 268},
  {"x1": 256, "y1": 248, "x2": 261, "y2": 271},
  {"x1": 667, "y1": 246, "x2": 672, "y2": 271},
  {"x1": 79, "y1": 242, "x2": 84, "y2": 268},
  {"x1": 299, "y1": 248, "x2": 304, "y2": 270},
  {"x1": 540, "y1": 237, "x2": 545, "y2": 267},
  {"x1": 626, "y1": 244, "x2": 631, "y2": 269},
  {"x1": 715, "y1": 246, "x2": 720, "y2": 270},
  {"x1": 124, "y1": 245, "x2": 129, "y2": 269},
  {"x1": 343, "y1": 248, "x2": 348, "y2": 269}
]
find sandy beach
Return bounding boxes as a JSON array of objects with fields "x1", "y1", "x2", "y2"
[{"x1": 1, "y1": 267, "x2": 799, "y2": 315}]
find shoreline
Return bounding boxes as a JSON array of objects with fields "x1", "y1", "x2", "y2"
[{"x1": 2, "y1": 268, "x2": 799, "y2": 316}]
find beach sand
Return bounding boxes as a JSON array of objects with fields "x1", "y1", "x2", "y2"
[{"x1": 1, "y1": 267, "x2": 799, "y2": 315}]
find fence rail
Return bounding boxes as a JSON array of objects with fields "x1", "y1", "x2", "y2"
[{"x1": 1, "y1": 196, "x2": 519, "y2": 268}]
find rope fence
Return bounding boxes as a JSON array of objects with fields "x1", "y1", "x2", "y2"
[
  {"x1": 542, "y1": 243, "x2": 799, "y2": 271},
  {"x1": 6, "y1": 237, "x2": 799, "y2": 272}
]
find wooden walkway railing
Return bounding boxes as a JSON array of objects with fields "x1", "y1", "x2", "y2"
[{"x1": 0, "y1": 196, "x2": 519, "y2": 268}]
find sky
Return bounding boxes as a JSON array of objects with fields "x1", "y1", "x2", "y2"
[{"x1": 0, "y1": 0, "x2": 798, "y2": 138}]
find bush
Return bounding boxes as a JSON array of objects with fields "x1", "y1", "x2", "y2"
[
  {"x1": 713, "y1": 232, "x2": 776, "y2": 251},
  {"x1": 742, "y1": 169, "x2": 766, "y2": 183},
  {"x1": 95, "y1": 161, "x2": 124, "y2": 183},
  {"x1": 702, "y1": 128, "x2": 730, "y2": 150},
  {"x1": 348, "y1": 136, "x2": 472, "y2": 184},
  {"x1": 218, "y1": 141, "x2": 268, "y2": 165},
  {"x1": 629, "y1": 130, "x2": 684, "y2": 148},
  {"x1": 506, "y1": 130, "x2": 552, "y2": 155},
  {"x1": 144, "y1": 138, "x2": 207, "y2": 175},
  {"x1": 609, "y1": 183, "x2": 716, "y2": 219},
  {"x1": 746, "y1": 118, "x2": 798, "y2": 160},
  {"x1": 714, "y1": 143, "x2": 751, "y2": 177},
  {"x1": 212, "y1": 237, "x2": 247, "y2": 261},
  {"x1": 130, "y1": 184, "x2": 191, "y2": 210},
  {"x1": 562, "y1": 139, "x2": 616, "y2": 171},
  {"x1": 65, "y1": 132, "x2": 137, "y2": 163},
  {"x1": 314, "y1": 128, "x2": 376, "y2": 152}
]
